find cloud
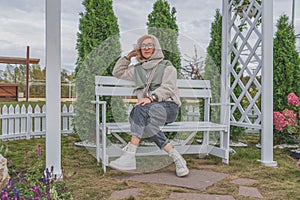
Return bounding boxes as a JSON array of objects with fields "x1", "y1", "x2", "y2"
[
  {"x1": 113, "y1": 1, "x2": 152, "y2": 31},
  {"x1": 0, "y1": 0, "x2": 299, "y2": 72}
]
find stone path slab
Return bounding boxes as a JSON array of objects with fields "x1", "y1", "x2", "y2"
[
  {"x1": 239, "y1": 186, "x2": 263, "y2": 198},
  {"x1": 230, "y1": 178, "x2": 257, "y2": 185},
  {"x1": 115, "y1": 169, "x2": 228, "y2": 191},
  {"x1": 169, "y1": 192, "x2": 236, "y2": 200},
  {"x1": 110, "y1": 188, "x2": 140, "y2": 200}
]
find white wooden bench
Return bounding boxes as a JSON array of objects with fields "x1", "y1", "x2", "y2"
[{"x1": 93, "y1": 76, "x2": 230, "y2": 173}]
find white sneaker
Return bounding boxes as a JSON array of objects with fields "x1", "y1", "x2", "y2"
[
  {"x1": 109, "y1": 143, "x2": 137, "y2": 171},
  {"x1": 168, "y1": 148, "x2": 189, "y2": 177}
]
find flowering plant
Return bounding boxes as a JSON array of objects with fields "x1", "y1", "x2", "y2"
[
  {"x1": 1, "y1": 145, "x2": 77, "y2": 200},
  {"x1": 273, "y1": 93, "x2": 300, "y2": 144}
]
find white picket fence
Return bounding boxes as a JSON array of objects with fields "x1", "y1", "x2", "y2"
[{"x1": 0, "y1": 104, "x2": 75, "y2": 140}]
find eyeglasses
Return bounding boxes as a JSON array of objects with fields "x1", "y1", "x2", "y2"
[{"x1": 140, "y1": 43, "x2": 155, "y2": 50}]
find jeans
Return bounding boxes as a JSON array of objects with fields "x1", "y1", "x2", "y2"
[{"x1": 129, "y1": 101, "x2": 179, "y2": 149}]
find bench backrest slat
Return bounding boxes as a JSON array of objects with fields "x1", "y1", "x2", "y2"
[
  {"x1": 95, "y1": 76, "x2": 210, "y2": 88},
  {"x1": 95, "y1": 76, "x2": 135, "y2": 86},
  {"x1": 176, "y1": 79, "x2": 210, "y2": 89},
  {"x1": 95, "y1": 76, "x2": 211, "y2": 98},
  {"x1": 179, "y1": 89, "x2": 211, "y2": 98},
  {"x1": 96, "y1": 86, "x2": 135, "y2": 96}
]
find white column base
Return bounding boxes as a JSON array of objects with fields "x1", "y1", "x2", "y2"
[{"x1": 258, "y1": 160, "x2": 278, "y2": 167}]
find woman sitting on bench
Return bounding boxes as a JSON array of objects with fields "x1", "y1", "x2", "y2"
[{"x1": 109, "y1": 34, "x2": 189, "y2": 177}]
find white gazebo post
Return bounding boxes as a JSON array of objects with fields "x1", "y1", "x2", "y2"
[
  {"x1": 45, "y1": 0, "x2": 62, "y2": 176},
  {"x1": 260, "y1": 0, "x2": 277, "y2": 166},
  {"x1": 222, "y1": 0, "x2": 277, "y2": 166},
  {"x1": 221, "y1": 0, "x2": 231, "y2": 163}
]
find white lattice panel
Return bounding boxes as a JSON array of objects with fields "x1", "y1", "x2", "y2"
[{"x1": 227, "y1": 0, "x2": 263, "y2": 129}]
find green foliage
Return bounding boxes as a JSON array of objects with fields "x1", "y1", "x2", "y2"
[
  {"x1": 204, "y1": 9, "x2": 222, "y2": 125},
  {"x1": 205, "y1": 9, "x2": 222, "y2": 71},
  {"x1": 74, "y1": 1, "x2": 126, "y2": 141},
  {"x1": 204, "y1": 9, "x2": 222, "y2": 105},
  {"x1": 75, "y1": 0, "x2": 120, "y2": 75},
  {"x1": 147, "y1": 0, "x2": 181, "y2": 76},
  {"x1": 273, "y1": 15, "x2": 300, "y2": 112},
  {"x1": 229, "y1": 44, "x2": 246, "y2": 140}
]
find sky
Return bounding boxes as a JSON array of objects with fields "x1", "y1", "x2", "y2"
[{"x1": 0, "y1": 0, "x2": 299, "y2": 73}]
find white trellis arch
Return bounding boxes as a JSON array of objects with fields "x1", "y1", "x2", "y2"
[
  {"x1": 221, "y1": 0, "x2": 276, "y2": 166},
  {"x1": 45, "y1": 0, "x2": 276, "y2": 176}
]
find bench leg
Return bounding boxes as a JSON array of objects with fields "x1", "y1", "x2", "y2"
[
  {"x1": 102, "y1": 129, "x2": 109, "y2": 173},
  {"x1": 96, "y1": 126, "x2": 108, "y2": 173},
  {"x1": 221, "y1": 131, "x2": 229, "y2": 164},
  {"x1": 203, "y1": 131, "x2": 209, "y2": 146},
  {"x1": 96, "y1": 103, "x2": 100, "y2": 163},
  {"x1": 101, "y1": 103, "x2": 108, "y2": 173},
  {"x1": 199, "y1": 131, "x2": 210, "y2": 156}
]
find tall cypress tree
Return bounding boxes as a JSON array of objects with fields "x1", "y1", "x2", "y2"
[
  {"x1": 75, "y1": 0, "x2": 120, "y2": 75},
  {"x1": 203, "y1": 9, "x2": 222, "y2": 124},
  {"x1": 147, "y1": 0, "x2": 181, "y2": 75},
  {"x1": 74, "y1": 0, "x2": 124, "y2": 141},
  {"x1": 204, "y1": 9, "x2": 222, "y2": 97},
  {"x1": 273, "y1": 15, "x2": 300, "y2": 112}
]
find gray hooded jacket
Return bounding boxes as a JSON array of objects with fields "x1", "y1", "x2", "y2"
[{"x1": 112, "y1": 35, "x2": 181, "y2": 107}]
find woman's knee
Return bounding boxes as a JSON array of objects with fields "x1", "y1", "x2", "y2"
[
  {"x1": 131, "y1": 105, "x2": 146, "y2": 115},
  {"x1": 130, "y1": 105, "x2": 146, "y2": 120}
]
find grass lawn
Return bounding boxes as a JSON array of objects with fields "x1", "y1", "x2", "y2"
[{"x1": 1, "y1": 133, "x2": 300, "y2": 200}]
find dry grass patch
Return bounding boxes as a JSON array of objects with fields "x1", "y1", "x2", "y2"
[{"x1": 2, "y1": 134, "x2": 300, "y2": 199}]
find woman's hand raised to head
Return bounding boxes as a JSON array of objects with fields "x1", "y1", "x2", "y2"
[{"x1": 127, "y1": 49, "x2": 137, "y2": 60}]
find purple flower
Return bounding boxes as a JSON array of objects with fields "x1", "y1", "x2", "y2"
[
  {"x1": 42, "y1": 175, "x2": 48, "y2": 185},
  {"x1": 46, "y1": 168, "x2": 50, "y2": 179},
  {"x1": 1, "y1": 190, "x2": 9, "y2": 200},
  {"x1": 13, "y1": 187, "x2": 20, "y2": 199},
  {"x1": 30, "y1": 184, "x2": 42, "y2": 198}
]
